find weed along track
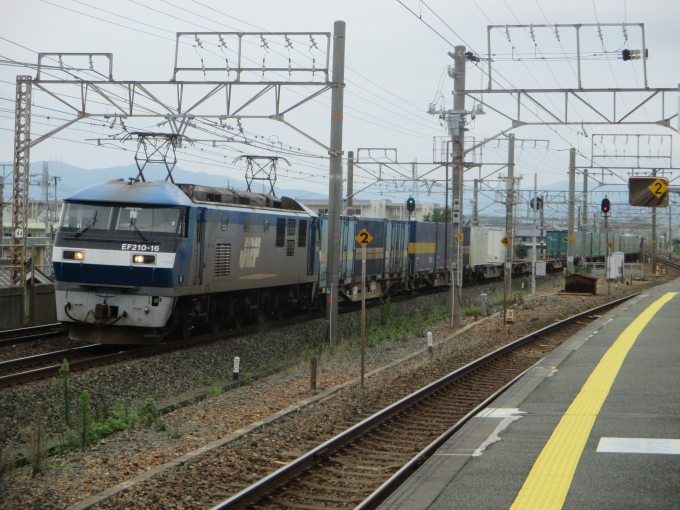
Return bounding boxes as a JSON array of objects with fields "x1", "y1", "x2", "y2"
[{"x1": 211, "y1": 295, "x2": 637, "y2": 510}]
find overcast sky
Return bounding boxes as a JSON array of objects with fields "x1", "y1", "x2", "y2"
[{"x1": 1, "y1": 0, "x2": 678, "y2": 209}]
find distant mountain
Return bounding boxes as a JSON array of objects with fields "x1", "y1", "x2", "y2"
[{"x1": 0, "y1": 162, "x2": 328, "y2": 201}]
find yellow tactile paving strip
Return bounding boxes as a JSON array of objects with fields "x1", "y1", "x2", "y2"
[{"x1": 510, "y1": 291, "x2": 677, "y2": 510}]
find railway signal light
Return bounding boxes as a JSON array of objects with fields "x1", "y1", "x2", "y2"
[
  {"x1": 530, "y1": 196, "x2": 543, "y2": 210},
  {"x1": 601, "y1": 197, "x2": 611, "y2": 214},
  {"x1": 406, "y1": 196, "x2": 416, "y2": 213}
]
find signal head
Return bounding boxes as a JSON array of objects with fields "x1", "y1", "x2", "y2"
[
  {"x1": 601, "y1": 197, "x2": 611, "y2": 214},
  {"x1": 406, "y1": 197, "x2": 416, "y2": 213}
]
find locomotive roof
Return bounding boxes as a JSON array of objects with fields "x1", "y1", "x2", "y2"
[
  {"x1": 64, "y1": 179, "x2": 316, "y2": 215},
  {"x1": 64, "y1": 179, "x2": 195, "y2": 206}
]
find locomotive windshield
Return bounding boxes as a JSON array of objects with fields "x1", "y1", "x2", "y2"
[
  {"x1": 59, "y1": 203, "x2": 187, "y2": 238},
  {"x1": 115, "y1": 207, "x2": 182, "y2": 235},
  {"x1": 59, "y1": 203, "x2": 114, "y2": 235}
]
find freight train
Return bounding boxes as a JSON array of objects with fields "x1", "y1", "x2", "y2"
[{"x1": 53, "y1": 179, "x2": 639, "y2": 344}]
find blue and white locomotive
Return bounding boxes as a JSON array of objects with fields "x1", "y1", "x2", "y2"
[{"x1": 54, "y1": 179, "x2": 319, "y2": 344}]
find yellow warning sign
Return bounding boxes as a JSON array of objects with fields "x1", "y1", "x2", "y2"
[
  {"x1": 652, "y1": 239, "x2": 657, "y2": 245},
  {"x1": 569, "y1": 236, "x2": 575, "y2": 241},
  {"x1": 355, "y1": 229, "x2": 373, "y2": 247},
  {"x1": 607, "y1": 242, "x2": 613, "y2": 248},
  {"x1": 501, "y1": 235, "x2": 511, "y2": 247},
  {"x1": 648, "y1": 179, "x2": 668, "y2": 198},
  {"x1": 458, "y1": 232, "x2": 464, "y2": 242}
]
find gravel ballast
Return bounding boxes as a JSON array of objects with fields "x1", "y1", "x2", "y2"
[
  {"x1": 0, "y1": 291, "x2": 448, "y2": 449},
  {"x1": 0, "y1": 274, "x2": 671, "y2": 509}
]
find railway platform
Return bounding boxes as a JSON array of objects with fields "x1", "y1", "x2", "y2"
[{"x1": 380, "y1": 279, "x2": 680, "y2": 509}]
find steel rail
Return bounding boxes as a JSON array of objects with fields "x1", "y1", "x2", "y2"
[
  {"x1": 0, "y1": 323, "x2": 62, "y2": 346},
  {"x1": 644, "y1": 249, "x2": 680, "y2": 272},
  {"x1": 212, "y1": 291, "x2": 641, "y2": 510},
  {"x1": 0, "y1": 287, "x2": 451, "y2": 389},
  {"x1": 0, "y1": 344, "x2": 103, "y2": 374},
  {"x1": 0, "y1": 312, "x2": 324, "y2": 389}
]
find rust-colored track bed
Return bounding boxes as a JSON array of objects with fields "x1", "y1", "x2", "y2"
[{"x1": 212, "y1": 293, "x2": 639, "y2": 510}]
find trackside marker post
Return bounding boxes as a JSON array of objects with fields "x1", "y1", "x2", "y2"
[
  {"x1": 233, "y1": 356, "x2": 240, "y2": 381},
  {"x1": 310, "y1": 356, "x2": 317, "y2": 391},
  {"x1": 355, "y1": 229, "x2": 373, "y2": 389},
  {"x1": 427, "y1": 332, "x2": 433, "y2": 354}
]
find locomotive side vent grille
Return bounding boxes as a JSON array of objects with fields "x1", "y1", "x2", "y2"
[
  {"x1": 298, "y1": 219, "x2": 307, "y2": 247},
  {"x1": 276, "y1": 218, "x2": 286, "y2": 247},
  {"x1": 215, "y1": 244, "x2": 231, "y2": 276}
]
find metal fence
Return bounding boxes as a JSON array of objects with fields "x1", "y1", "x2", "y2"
[{"x1": 623, "y1": 263, "x2": 645, "y2": 280}]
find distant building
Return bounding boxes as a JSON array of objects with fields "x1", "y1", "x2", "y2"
[{"x1": 299, "y1": 198, "x2": 440, "y2": 221}]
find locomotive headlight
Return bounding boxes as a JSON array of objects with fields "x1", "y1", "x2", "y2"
[
  {"x1": 132, "y1": 254, "x2": 156, "y2": 264},
  {"x1": 63, "y1": 250, "x2": 85, "y2": 260}
]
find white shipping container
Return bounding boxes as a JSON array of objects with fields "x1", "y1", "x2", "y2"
[
  {"x1": 487, "y1": 228, "x2": 506, "y2": 264},
  {"x1": 469, "y1": 226, "x2": 489, "y2": 266}
]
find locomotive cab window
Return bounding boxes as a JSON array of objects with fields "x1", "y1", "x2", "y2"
[
  {"x1": 116, "y1": 207, "x2": 182, "y2": 236},
  {"x1": 221, "y1": 216, "x2": 229, "y2": 231},
  {"x1": 287, "y1": 219, "x2": 296, "y2": 236},
  {"x1": 59, "y1": 203, "x2": 114, "y2": 235}
]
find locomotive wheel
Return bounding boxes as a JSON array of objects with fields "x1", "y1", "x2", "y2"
[
  {"x1": 211, "y1": 322, "x2": 222, "y2": 333},
  {"x1": 258, "y1": 311, "x2": 268, "y2": 324},
  {"x1": 181, "y1": 319, "x2": 193, "y2": 340},
  {"x1": 233, "y1": 314, "x2": 244, "y2": 329},
  {"x1": 276, "y1": 306, "x2": 286, "y2": 321}
]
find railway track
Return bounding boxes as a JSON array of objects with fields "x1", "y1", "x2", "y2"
[
  {"x1": 0, "y1": 287, "x2": 449, "y2": 389},
  {"x1": 211, "y1": 293, "x2": 640, "y2": 510},
  {"x1": 0, "y1": 323, "x2": 63, "y2": 347},
  {"x1": 644, "y1": 249, "x2": 680, "y2": 272}
]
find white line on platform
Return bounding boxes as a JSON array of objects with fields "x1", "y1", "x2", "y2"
[{"x1": 597, "y1": 437, "x2": 680, "y2": 455}]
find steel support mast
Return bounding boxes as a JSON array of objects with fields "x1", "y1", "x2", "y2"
[
  {"x1": 532, "y1": 173, "x2": 537, "y2": 295},
  {"x1": 505, "y1": 134, "x2": 515, "y2": 308},
  {"x1": 473, "y1": 178, "x2": 479, "y2": 226},
  {"x1": 346, "y1": 150, "x2": 354, "y2": 214},
  {"x1": 326, "y1": 21, "x2": 346, "y2": 343},
  {"x1": 449, "y1": 46, "x2": 466, "y2": 329},
  {"x1": 11, "y1": 76, "x2": 32, "y2": 286},
  {"x1": 651, "y1": 169, "x2": 657, "y2": 271},
  {"x1": 582, "y1": 169, "x2": 588, "y2": 262},
  {"x1": 567, "y1": 148, "x2": 576, "y2": 273}
]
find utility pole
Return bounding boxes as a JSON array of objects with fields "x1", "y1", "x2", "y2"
[
  {"x1": 540, "y1": 203, "x2": 545, "y2": 258},
  {"x1": 449, "y1": 45, "x2": 466, "y2": 329},
  {"x1": 531, "y1": 173, "x2": 537, "y2": 295},
  {"x1": 577, "y1": 205, "x2": 581, "y2": 262},
  {"x1": 567, "y1": 148, "x2": 576, "y2": 273},
  {"x1": 582, "y1": 169, "x2": 588, "y2": 262},
  {"x1": 473, "y1": 178, "x2": 479, "y2": 226},
  {"x1": 411, "y1": 159, "x2": 418, "y2": 202},
  {"x1": 669, "y1": 200, "x2": 672, "y2": 258},
  {"x1": 325, "y1": 20, "x2": 346, "y2": 344},
  {"x1": 504, "y1": 134, "x2": 515, "y2": 316},
  {"x1": 52, "y1": 175, "x2": 61, "y2": 238},
  {"x1": 651, "y1": 169, "x2": 657, "y2": 271},
  {"x1": 12, "y1": 76, "x2": 32, "y2": 287},
  {"x1": 605, "y1": 207, "x2": 609, "y2": 293},
  {"x1": 346, "y1": 150, "x2": 354, "y2": 215}
]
